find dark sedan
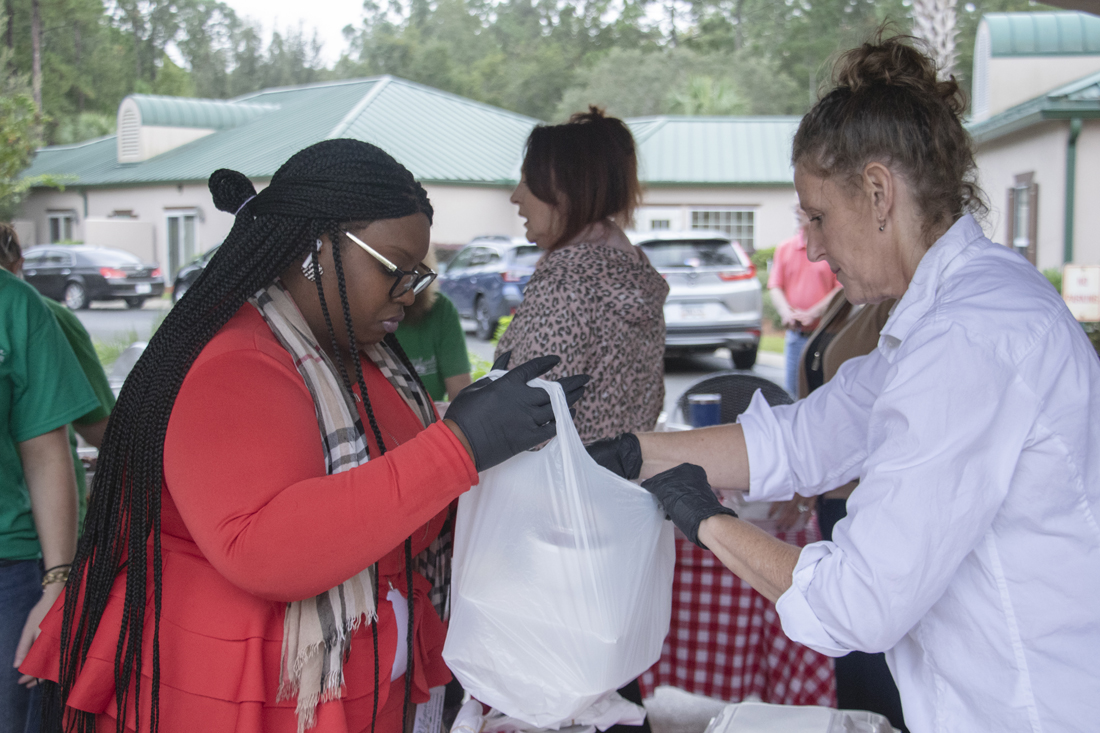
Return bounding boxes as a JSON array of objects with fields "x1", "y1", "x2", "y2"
[
  {"x1": 438, "y1": 236, "x2": 541, "y2": 340},
  {"x1": 22, "y1": 245, "x2": 164, "y2": 310},
  {"x1": 172, "y1": 244, "x2": 220, "y2": 303}
]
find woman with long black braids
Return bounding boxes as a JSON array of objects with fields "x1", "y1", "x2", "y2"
[{"x1": 20, "y1": 139, "x2": 587, "y2": 733}]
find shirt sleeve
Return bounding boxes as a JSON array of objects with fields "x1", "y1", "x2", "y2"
[
  {"x1": 740, "y1": 350, "x2": 882, "y2": 502},
  {"x1": 772, "y1": 324, "x2": 1038, "y2": 656},
  {"x1": 48, "y1": 305, "x2": 115, "y2": 425},
  {"x1": 432, "y1": 295, "x2": 471, "y2": 379},
  {"x1": 767, "y1": 242, "x2": 788, "y2": 291},
  {"x1": 162, "y1": 348, "x2": 479, "y2": 602},
  {"x1": 9, "y1": 291, "x2": 100, "y2": 443}
]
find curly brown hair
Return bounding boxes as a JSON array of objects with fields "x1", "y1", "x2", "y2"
[
  {"x1": 792, "y1": 33, "x2": 987, "y2": 244},
  {"x1": 0, "y1": 222, "x2": 21, "y2": 269}
]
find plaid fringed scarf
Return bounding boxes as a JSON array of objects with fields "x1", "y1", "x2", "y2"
[{"x1": 249, "y1": 281, "x2": 450, "y2": 732}]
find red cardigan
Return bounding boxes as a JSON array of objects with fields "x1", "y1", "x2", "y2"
[{"x1": 23, "y1": 304, "x2": 478, "y2": 733}]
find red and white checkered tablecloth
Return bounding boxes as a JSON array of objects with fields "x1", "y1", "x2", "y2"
[{"x1": 639, "y1": 518, "x2": 837, "y2": 708}]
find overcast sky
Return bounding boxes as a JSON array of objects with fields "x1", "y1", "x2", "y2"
[{"x1": 225, "y1": 0, "x2": 366, "y2": 65}]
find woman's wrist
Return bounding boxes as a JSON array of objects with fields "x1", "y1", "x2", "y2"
[
  {"x1": 443, "y1": 418, "x2": 474, "y2": 461},
  {"x1": 41, "y1": 564, "x2": 71, "y2": 588}
]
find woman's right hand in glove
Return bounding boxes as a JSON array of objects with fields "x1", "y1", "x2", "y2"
[
  {"x1": 444, "y1": 352, "x2": 588, "y2": 472},
  {"x1": 641, "y1": 463, "x2": 737, "y2": 550}
]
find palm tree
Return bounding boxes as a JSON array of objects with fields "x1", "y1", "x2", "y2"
[{"x1": 912, "y1": 0, "x2": 959, "y2": 80}]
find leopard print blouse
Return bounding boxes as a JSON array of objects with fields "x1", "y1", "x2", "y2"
[{"x1": 496, "y1": 240, "x2": 669, "y2": 443}]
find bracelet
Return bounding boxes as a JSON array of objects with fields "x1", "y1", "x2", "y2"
[
  {"x1": 43, "y1": 563, "x2": 71, "y2": 574},
  {"x1": 41, "y1": 566, "x2": 71, "y2": 588}
]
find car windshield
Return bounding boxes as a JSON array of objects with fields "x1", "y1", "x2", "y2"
[
  {"x1": 511, "y1": 245, "x2": 541, "y2": 267},
  {"x1": 79, "y1": 249, "x2": 144, "y2": 266},
  {"x1": 640, "y1": 240, "x2": 744, "y2": 269}
]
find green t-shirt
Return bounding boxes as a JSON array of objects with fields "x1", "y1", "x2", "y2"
[
  {"x1": 0, "y1": 270, "x2": 100, "y2": 560},
  {"x1": 42, "y1": 297, "x2": 116, "y2": 528},
  {"x1": 394, "y1": 293, "x2": 471, "y2": 402}
]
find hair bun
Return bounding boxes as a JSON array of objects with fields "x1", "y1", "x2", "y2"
[
  {"x1": 209, "y1": 169, "x2": 257, "y2": 214},
  {"x1": 835, "y1": 35, "x2": 965, "y2": 114}
]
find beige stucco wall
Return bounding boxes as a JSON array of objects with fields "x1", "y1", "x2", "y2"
[
  {"x1": 84, "y1": 219, "x2": 157, "y2": 262},
  {"x1": 985, "y1": 56, "x2": 1100, "y2": 121},
  {"x1": 19, "y1": 183, "x2": 238, "y2": 274},
  {"x1": 422, "y1": 184, "x2": 523, "y2": 246},
  {"x1": 140, "y1": 127, "x2": 215, "y2": 162},
  {"x1": 1071, "y1": 120, "x2": 1100, "y2": 267},
  {"x1": 18, "y1": 181, "x2": 805, "y2": 268},
  {"x1": 976, "y1": 120, "x2": 1077, "y2": 269},
  {"x1": 18, "y1": 189, "x2": 85, "y2": 245},
  {"x1": 18, "y1": 182, "x2": 522, "y2": 268},
  {"x1": 636, "y1": 186, "x2": 799, "y2": 251},
  {"x1": 975, "y1": 119, "x2": 1100, "y2": 268}
]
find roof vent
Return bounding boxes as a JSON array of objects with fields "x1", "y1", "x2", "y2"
[{"x1": 118, "y1": 99, "x2": 142, "y2": 163}]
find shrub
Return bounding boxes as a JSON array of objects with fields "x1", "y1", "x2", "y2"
[{"x1": 1043, "y1": 268, "x2": 1062, "y2": 294}]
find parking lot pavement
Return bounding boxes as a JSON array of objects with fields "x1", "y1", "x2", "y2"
[
  {"x1": 76, "y1": 299, "x2": 170, "y2": 341},
  {"x1": 461, "y1": 322, "x2": 787, "y2": 418}
]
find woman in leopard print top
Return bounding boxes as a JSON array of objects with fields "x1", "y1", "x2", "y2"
[{"x1": 495, "y1": 108, "x2": 669, "y2": 444}]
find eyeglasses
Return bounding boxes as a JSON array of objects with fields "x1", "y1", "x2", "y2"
[{"x1": 344, "y1": 231, "x2": 437, "y2": 299}]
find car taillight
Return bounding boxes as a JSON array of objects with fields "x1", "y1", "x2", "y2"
[
  {"x1": 99, "y1": 267, "x2": 127, "y2": 278},
  {"x1": 719, "y1": 242, "x2": 757, "y2": 281},
  {"x1": 502, "y1": 271, "x2": 524, "y2": 283},
  {"x1": 151, "y1": 268, "x2": 162, "y2": 278},
  {"x1": 718, "y1": 264, "x2": 756, "y2": 281}
]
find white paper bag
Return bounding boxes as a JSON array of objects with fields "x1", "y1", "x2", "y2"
[{"x1": 443, "y1": 376, "x2": 675, "y2": 729}]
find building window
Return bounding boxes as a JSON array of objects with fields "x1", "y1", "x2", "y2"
[
  {"x1": 166, "y1": 210, "x2": 198, "y2": 278},
  {"x1": 691, "y1": 209, "x2": 755, "y2": 251},
  {"x1": 1006, "y1": 173, "x2": 1038, "y2": 266},
  {"x1": 48, "y1": 212, "x2": 75, "y2": 243},
  {"x1": 650, "y1": 219, "x2": 671, "y2": 230}
]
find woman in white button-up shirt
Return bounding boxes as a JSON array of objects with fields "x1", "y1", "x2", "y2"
[{"x1": 589, "y1": 36, "x2": 1100, "y2": 733}]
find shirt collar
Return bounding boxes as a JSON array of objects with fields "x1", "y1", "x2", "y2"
[{"x1": 878, "y1": 214, "x2": 986, "y2": 358}]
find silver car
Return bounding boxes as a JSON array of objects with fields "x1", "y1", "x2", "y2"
[{"x1": 630, "y1": 231, "x2": 762, "y2": 369}]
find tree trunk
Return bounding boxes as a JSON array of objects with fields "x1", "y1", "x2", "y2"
[
  {"x1": 911, "y1": 0, "x2": 958, "y2": 79},
  {"x1": 31, "y1": 0, "x2": 42, "y2": 110},
  {"x1": 734, "y1": 0, "x2": 745, "y2": 51},
  {"x1": 75, "y1": 21, "x2": 83, "y2": 111},
  {"x1": 5, "y1": 0, "x2": 13, "y2": 52}
]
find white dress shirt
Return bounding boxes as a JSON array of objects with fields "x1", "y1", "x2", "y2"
[{"x1": 739, "y1": 215, "x2": 1100, "y2": 733}]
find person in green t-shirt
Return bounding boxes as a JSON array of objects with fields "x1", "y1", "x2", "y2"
[
  {"x1": 0, "y1": 226, "x2": 100, "y2": 730},
  {"x1": 395, "y1": 258, "x2": 471, "y2": 402},
  {"x1": 0, "y1": 231, "x2": 115, "y2": 531}
]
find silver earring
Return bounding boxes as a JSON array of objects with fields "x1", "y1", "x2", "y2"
[
  {"x1": 302, "y1": 239, "x2": 324, "y2": 281},
  {"x1": 879, "y1": 222, "x2": 886, "y2": 232}
]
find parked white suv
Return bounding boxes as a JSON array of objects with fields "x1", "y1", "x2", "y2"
[{"x1": 629, "y1": 231, "x2": 762, "y2": 369}]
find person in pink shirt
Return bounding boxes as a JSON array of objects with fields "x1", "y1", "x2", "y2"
[{"x1": 768, "y1": 208, "x2": 841, "y2": 394}]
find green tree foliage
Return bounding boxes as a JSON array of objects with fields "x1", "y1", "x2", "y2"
[
  {"x1": 0, "y1": 0, "x2": 1064, "y2": 152},
  {"x1": 0, "y1": 15, "x2": 68, "y2": 218},
  {"x1": 555, "y1": 46, "x2": 802, "y2": 120}
]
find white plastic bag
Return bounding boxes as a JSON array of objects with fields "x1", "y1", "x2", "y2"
[{"x1": 443, "y1": 376, "x2": 675, "y2": 729}]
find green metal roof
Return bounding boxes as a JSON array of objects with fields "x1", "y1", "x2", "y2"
[
  {"x1": 968, "y1": 68, "x2": 1100, "y2": 143},
  {"x1": 628, "y1": 116, "x2": 801, "y2": 185},
  {"x1": 24, "y1": 79, "x2": 803, "y2": 190},
  {"x1": 984, "y1": 11, "x2": 1100, "y2": 57},
  {"x1": 126, "y1": 94, "x2": 279, "y2": 129},
  {"x1": 23, "y1": 77, "x2": 540, "y2": 188}
]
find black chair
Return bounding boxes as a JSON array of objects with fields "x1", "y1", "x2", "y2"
[{"x1": 676, "y1": 372, "x2": 792, "y2": 425}]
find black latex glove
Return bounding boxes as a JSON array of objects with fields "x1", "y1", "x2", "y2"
[
  {"x1": 586, "y1": 433, "x2": 642, "y2": 479},
  {"x1": 641, "y1": 463, "x2": 737, "y2": 550},
  {"x1": 446, "y1": 352, "x2": 589, "y2": 472}
]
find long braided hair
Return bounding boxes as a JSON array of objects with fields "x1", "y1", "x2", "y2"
[{"x1": 42, "y1": 139, "x2": 434, "y2": 733}]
